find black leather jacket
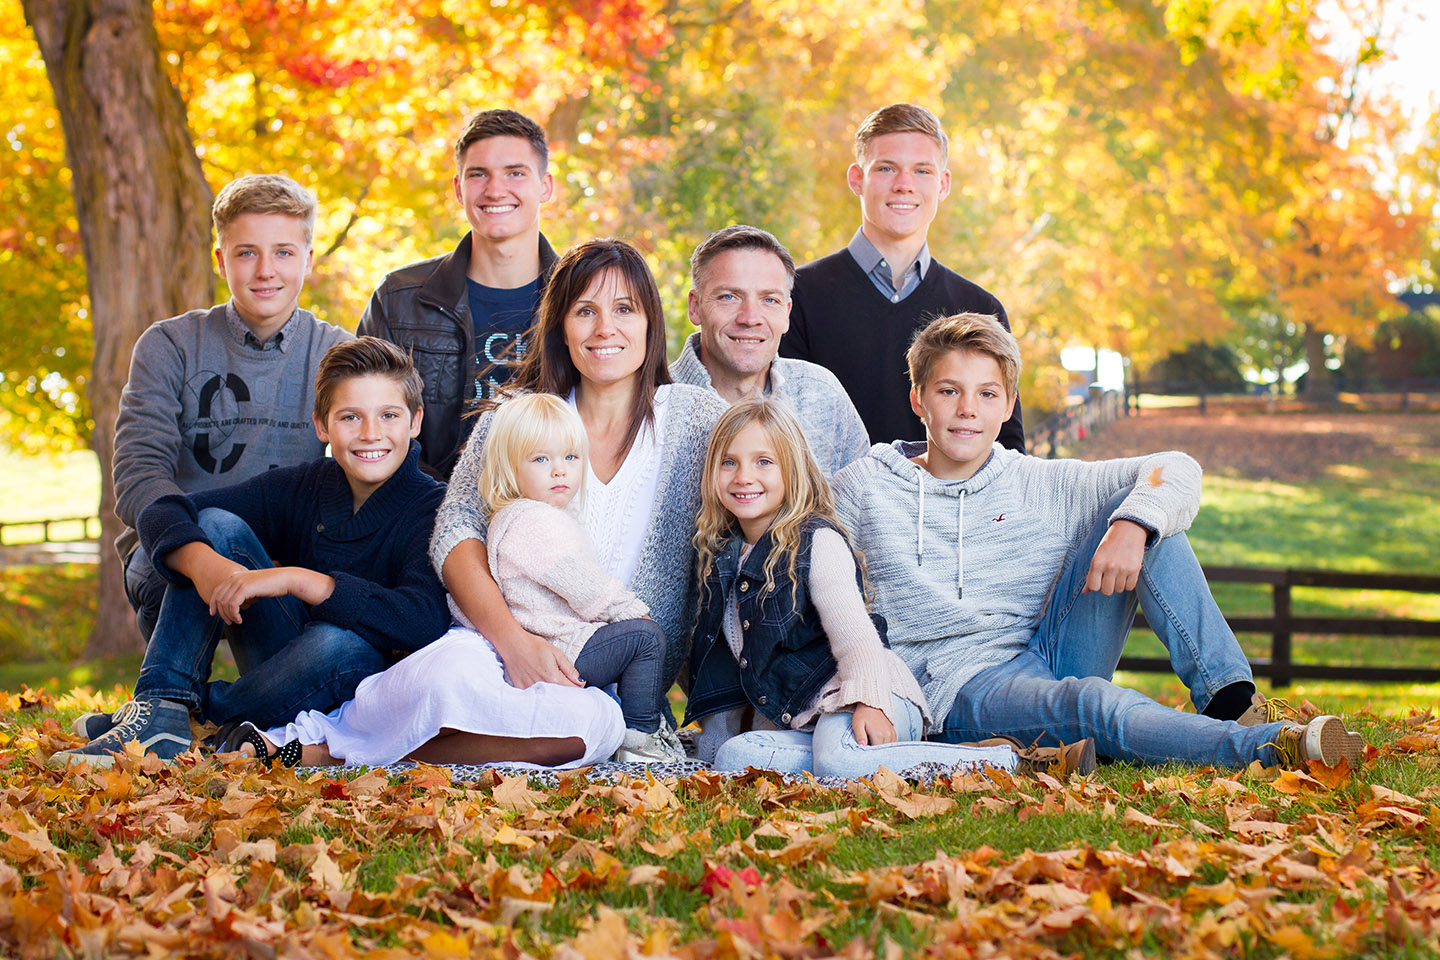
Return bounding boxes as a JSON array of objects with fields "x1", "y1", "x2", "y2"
[{"x1": 358, "y1": 232, "x2": 558, "y2": 478}]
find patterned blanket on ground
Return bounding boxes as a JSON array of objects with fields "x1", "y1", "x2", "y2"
[{"x1": 295, "y1": 757, "x2": 971, "y2": 789}]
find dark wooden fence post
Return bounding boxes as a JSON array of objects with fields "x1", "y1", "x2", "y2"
[{"x1": 1272, "y1": 575, "x2": 1293, "y2": 688}]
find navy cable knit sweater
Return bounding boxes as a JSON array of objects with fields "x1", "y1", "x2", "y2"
[
  {"x1": 782, "y1": 250, "x2": 1026, "y2": 450},
  {"x1": 138, "y1": 440, "x2": 450, "y2": 653}
]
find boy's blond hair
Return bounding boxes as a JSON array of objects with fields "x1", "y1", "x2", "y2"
[
  {"x1": 479, "y1": 393, "x2": 588, "y2": 513},
  {"x1": 906, "y1": 312, "x2": 1021, "y2": 399},
  {"x1": 212, "y1": 174, "x2": 317, "y2": 245},
  {"x1": 854, "y1": 103, "x2": 949, "y2": 166},
  {"x1": 313, "y1": 337, "x2": 423, "y2": 423}
]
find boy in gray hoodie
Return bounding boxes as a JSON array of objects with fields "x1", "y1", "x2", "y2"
[{"x1": 831, "y1": 312, "x2": 1366, "y2": 769}]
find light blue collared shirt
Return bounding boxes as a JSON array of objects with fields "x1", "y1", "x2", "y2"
[{"x1": 847, "y1": 228, "x2": 931, "y2": 303}]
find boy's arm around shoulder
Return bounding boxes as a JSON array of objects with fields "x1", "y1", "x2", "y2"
[
  {"x1": 498, "y1": 503, "x2": 649, "y2": 623},
  {"x1": 314, "y1": 482, "x2": 452, "y2": 653},
  {"x1": 114, "y1": 322, "x2": 190, "y2": 528}
]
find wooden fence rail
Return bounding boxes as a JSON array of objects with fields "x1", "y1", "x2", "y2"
[
  {"x1": 1122, "y1": 565, "x2": 1440, "y2": 687},
  {"x1": 0, "y1": 515, "x2": 101, "y2": 545}
]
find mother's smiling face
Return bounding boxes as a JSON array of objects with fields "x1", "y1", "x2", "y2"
[
  {"x1": 564, "y1": 268, "x2": 649, "y2": 388},
  {"x1": 525, "y1": 239, "x2": 669, "y2": 397}
]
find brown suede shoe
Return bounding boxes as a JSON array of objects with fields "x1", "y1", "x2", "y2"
[{"x1": 970, "y1": 735, "x2": 1098, "y2": 777}]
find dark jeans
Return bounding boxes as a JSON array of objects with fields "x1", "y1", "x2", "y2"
[
  {"x1": 123, "y1": 544, "x2": 166, "y2": 642},
  {"x1": 133, "y1": 508, "x2": 393, "y2": 727},
  {"x1": 573, "y1": 618, "x2": 668, "y2": 733}
]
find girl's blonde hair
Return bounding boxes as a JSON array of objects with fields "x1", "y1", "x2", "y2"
[
  {"x1": 479, "y1": 393, "x2": 588, "y2": 513},
  {"x1": 694, "y1": 398, "x2": 846, "y2": 604}
]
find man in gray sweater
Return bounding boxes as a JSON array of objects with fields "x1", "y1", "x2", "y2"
[
  {"x1": 831, "y1": 312, "x2": 1367, "y2": 770},
  {"x1": 113, "y1": 175, "x2": 351, "y2": 642},
  {"x1": 668, "y1": 225, "x2": 869, "y2": 477}
]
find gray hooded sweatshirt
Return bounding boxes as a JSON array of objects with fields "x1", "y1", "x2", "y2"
[{"x1": 831, "y1": 439, "x2": 1202, "y2": 719}]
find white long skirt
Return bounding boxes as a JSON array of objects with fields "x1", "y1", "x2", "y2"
[{"x1": 264, "y1": 625, "x2": 625, "y2": 768}]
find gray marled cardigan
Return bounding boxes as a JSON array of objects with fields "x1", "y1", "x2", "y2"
[{"x1": 429, "y1": 383, "x2": 727, "y2": 687}]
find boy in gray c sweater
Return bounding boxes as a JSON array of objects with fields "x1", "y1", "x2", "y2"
[
  {"x1": 831, "y1": 312, "x2": 1367, "y2": 770},
  {"x1": 113, "y1": 175, "x2": 351, "y2": 640}
]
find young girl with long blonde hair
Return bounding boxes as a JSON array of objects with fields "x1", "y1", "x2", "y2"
[{"x1": 683, "y1": 398, "x2": 1018, "y2": 778}]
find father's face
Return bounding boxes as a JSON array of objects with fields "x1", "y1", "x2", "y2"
[{"x1": 689, "y1": 248, "x2": 792, "y2": 380}]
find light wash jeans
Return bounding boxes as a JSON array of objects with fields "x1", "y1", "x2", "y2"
[
  {"x1": 712, "y1": 694, "x2": 1018, "y2": 778},
  {"x1": 931, "y1": 489, "x2": 1290, "y2": 766},
  {"x1": 135, "y1": 508, "x2": 393, "y2": 727}
]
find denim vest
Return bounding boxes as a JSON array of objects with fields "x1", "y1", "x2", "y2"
[{"x1": 684, "y1": 517, "x2": 887, "y2": 729}]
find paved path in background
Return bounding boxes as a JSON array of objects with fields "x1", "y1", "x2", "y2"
[
  {"x1": 1081, "y1": 410, "x2": 1440, "y2": 482},
  {"x1": 0, "y1": 540, "x2": 99, "y2": 566}
]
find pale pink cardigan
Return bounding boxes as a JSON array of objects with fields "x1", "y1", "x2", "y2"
[{"x1": 447, "y1": 498, "x2": 650, "y2": 660}]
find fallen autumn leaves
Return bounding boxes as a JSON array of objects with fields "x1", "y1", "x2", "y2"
[{"x1": 2, "y1": 699, "x2": 1439, "y2": 958}]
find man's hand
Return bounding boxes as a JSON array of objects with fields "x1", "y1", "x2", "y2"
[
  {"x1": 1083, "y1": 518, "x2": 1149, "y2": 595},
  {"x1": 852, "y1": 704, "x2": 897, "y2": 745},
  {"x1": 497, "y1": 632, "x2": 582, "y2": 689}
]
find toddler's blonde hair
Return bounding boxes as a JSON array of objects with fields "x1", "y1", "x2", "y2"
[{"x1": 479, "y1": 393, "x2": 588, "y2": 513}]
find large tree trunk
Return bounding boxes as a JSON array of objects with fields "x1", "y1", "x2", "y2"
[{"x1": 22, "y1": 0, "x2": 214, "y2": 658}]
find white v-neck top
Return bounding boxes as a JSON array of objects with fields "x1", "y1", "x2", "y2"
[{"x1": 571, "y1": 385, "x2": 670, "y2": 586}]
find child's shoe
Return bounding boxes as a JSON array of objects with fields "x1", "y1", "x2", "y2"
[
  {"x1": 973, "y1": 735, "x2": 1098, "y2": 776},
  {"x1": 50, "y1": 698, "x2": 193, "y2": 768},
  {"x1": 1271, "y1": 715, "x2": 1365, "y2": 768},
  {"x1": 615, "y1": 725, "x2": 687, "y2": 763}
]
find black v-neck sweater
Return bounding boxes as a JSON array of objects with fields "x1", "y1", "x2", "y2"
[{"x1": 781, "y1": 250, "x2": 1026, "y2": 450}]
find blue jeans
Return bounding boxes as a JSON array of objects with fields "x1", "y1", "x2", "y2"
[
  {"x1": 932, "y1": 490, "x2": 1289, "y2": 766},
  {"x1": 133, "y1": 508, "x2": 393, "y2": 727},
  {"x1": 123, "y1": 544, "x2": 165, "y2": 642},
  {"x1": 573, "y1": 618, "x2": 668, "y2": 733},
  {"x1": 713, "y1": 695, "x2": 1019, "y2": 777}
]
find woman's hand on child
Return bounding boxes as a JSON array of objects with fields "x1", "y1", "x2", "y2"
[
  {"x1": 499, "y1": 633, "x2": 583, "y2": 689},
  {"x1": 1083, "y1": 519, "x2": 1148, "y2": 595},
  {"x1": 852, "y1": 705, "x2": 897, "y2": 745}
]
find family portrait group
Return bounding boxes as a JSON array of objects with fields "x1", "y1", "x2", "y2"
[{"x1": 51, "y1": 102, "x2": 1369, "y2": 780}]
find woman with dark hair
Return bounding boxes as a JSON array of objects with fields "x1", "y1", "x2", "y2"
[{"x1": 243, "y1": 239, "x2": 726, "y2": 769}]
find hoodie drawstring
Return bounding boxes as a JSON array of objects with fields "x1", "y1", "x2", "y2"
[
  {"x1": 916, "y1": 475, "x2": 965, "y2": 599},
  {"x1": 956, "y1": 489, "x2": 964, "y2": 599},
  {"x1": 916, "y1": 475, "x2": 925, "y2": 565}
]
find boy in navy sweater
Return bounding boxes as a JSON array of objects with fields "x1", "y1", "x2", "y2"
[{"x1": 55, "y1": 338, "x2": 450, "y2": 767}]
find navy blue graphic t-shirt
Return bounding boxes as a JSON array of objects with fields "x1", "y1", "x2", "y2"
[{"x1": 468, "y1": 277, "x2": 542, "y2": 400}]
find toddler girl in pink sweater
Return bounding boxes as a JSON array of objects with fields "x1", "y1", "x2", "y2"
[{"x1": 462, "y1": 393, "x2": 685, "y2": 763}]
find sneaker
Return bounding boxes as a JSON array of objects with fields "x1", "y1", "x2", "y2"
[
  {"x1": 614, "y1": 725, "x2": 687, "y2": 764},
  {"x1": 49, "y1": 698, "x2": 193, "y2": 769},
  {"x1": 1271, "y1": 715, "x2": 1365, "y2": 769},
  {"x1": 73, "y1": 709, "x2": 120, "y2": 741},
  {"x1": 1235, "y1": 693, "x2": 1301, "y2": 727},
  {"x1": 972, "y1": 735, "x2": 1098, "y2": 777}
]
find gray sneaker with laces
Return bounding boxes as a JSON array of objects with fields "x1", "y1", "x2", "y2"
[{"x1": 50, "y1": 698, "x2": 193, "y2": 768}]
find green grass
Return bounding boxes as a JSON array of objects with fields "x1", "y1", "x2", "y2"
[{"x1": 0, "y1": 447, "x2": 100, "y2": 542}]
